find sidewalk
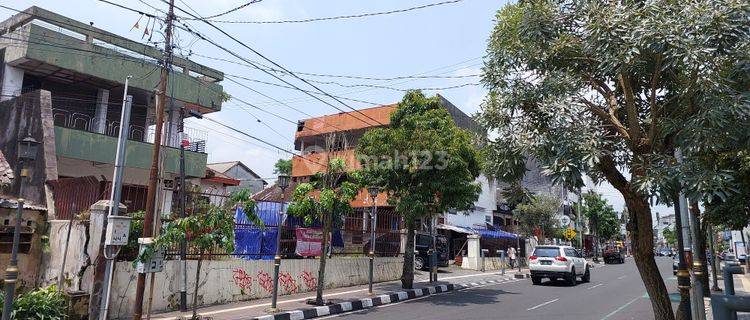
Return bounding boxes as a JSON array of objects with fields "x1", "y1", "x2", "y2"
[
  {"x1": 152, "y1": 266, "x2": 528, "y2": 320},
  {"x1": 704, "y1": 263, "x2": 750, "y2": 320}
]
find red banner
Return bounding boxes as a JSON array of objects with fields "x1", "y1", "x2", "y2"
[{"x1": 295, "y1": 228, "x2": 323, "y2": 257}]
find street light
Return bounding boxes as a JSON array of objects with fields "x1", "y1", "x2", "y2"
[
  {"x1": 270, "y1": 174, "x2": 290, "y2": 312},
  {"x1": 367, "y1": 186, "x2": 379, "y2": 294},
  {"x1": 3, "y1": 135, "x2": 39, "y2": 320}
]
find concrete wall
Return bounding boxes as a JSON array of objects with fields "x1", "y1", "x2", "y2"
[
  {"x1": 107, "y1": 256, "x2": 404, "y2": 319},
  {"x1": 40, "y1": 219, "x2": 91, "y2": 292},
  {"x1": 0, "y1": 207, "x2": 45, "y2": 288},
  {"x1": 0, "y1": 89, "x2": 58, "y2": 207}
]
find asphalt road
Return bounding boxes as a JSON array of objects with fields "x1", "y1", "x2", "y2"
[{"x1": 323, "y1": 257, "x2": 678, "y2": 320}]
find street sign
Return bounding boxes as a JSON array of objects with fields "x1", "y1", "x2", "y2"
[{"x1": 559, "y1": 215, "x2": 571, "y2": 226}]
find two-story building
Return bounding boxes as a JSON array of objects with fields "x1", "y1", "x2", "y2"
[{"x1": 0, "y1": 6, "x2": 223, "y2": 290}]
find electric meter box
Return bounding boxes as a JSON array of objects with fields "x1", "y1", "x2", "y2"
[
  {"x1": 135, "y1": 238, "x2": 164, "y2": 273},
  {"x1": 105, "y1": 215, "x2": 132, "y2": 246}
]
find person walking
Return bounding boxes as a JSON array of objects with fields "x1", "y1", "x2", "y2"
[{"x1": 508, "y1": 246, "x2": 517, "y2": 269}]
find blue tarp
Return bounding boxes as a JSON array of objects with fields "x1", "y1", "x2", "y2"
[
  {"x1": 472, "y1": 228, "x2": 519, "y2": 240},
  {"x1": 233, "y1": 201, "x2": 344, "y2": 260}
]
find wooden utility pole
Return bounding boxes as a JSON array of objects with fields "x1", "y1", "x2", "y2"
[{"x1": 133, "y1": 0, "x2": 175, "y2": 318}]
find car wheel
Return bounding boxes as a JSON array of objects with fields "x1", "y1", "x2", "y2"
[
  {"x1": 567, "y1": 267, "x2": 577, "y2": 286},
  {"x1": 532, "y1": 277, "x2": 542, "y2": 285},
  {"x1": 415, "y1": 256, "x2": 425, "y2": 270},
  {"x1": 582, "y1": 266, "x2": 590, "y2": 283}
]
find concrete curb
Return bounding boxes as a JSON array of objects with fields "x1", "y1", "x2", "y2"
[{"x1": 251, "y1": 284, "x2": 455, "y2": 320}]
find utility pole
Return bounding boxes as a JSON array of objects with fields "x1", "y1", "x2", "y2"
[
  {"x1": 676, "y1": 148, "x2": 705, "y2": 320},
  {"x1": 177, "y1": 108, "x2": 187, "y2": 312},
  {"x1": 134, "y1": 0, "x2": 175, "y2": 318},
  {"x1": 674, "y1": 195, "x2": 692, "y2": 320}
]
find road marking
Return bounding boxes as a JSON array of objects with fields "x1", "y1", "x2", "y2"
[
  {"x1": 617, "y1": 275, "x2": 627, "y2": 280},
  {"x1": 156, "y1": 271, "x2": 517, "y2": 318},
  {"x1": 587, "y1": 283, "x2": 604, "y2": 290},
  {"x1": 600, "y1": 296, "x2": 641, "y2": 320},
  {"x1": 526, "y1": 298, "x2": 559, "y2": 311}
]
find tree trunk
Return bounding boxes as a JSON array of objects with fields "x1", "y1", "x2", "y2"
[
  {"x1": 624, "y1": 192, "x2": 675, "y2": 320},
  {"x1": 689, "y1": 202, "x2": 710, "y2": 297},
  {"x1": 401, "y1": 219, "x2": 416, "y2": 289},
  {"x1": 192, "y1": 250, "x2": 204, "y2": 320},
  {"x1": 315, "y1": 211, "x2": 333, "y2": 306}
]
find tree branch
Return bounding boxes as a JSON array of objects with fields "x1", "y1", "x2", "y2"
[
  {"x1": 646, "y1": 54, "x2": 663, "y2": 148},
  {"x1": 596, "y1": 154, "x2": 629, "y2": 193},
  {"x1": 579, "y1": 97, "x2": 631, "y2": 141},
  {"x1": 618, "y1": 73, "x2": 643, "y2": 145}
]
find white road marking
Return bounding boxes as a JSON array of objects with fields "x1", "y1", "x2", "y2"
[
  {"x1": 526, "y1": 298, "x2": 559, "y2": 311},
  {"x1": 600, "y1": 296, "x2": 641, "y2": 320},
  {"x1": 587, "y1": 283, "x2": 604, "y2": 290},
  {"x1": 617, "y1": 275, "x2": 627, "y2": 280}
]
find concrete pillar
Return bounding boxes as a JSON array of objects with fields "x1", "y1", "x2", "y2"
[
  {"x1": 93, "y1": 89, "x2": 109, "y2": 134},
  {"x1": 462, "y1": 234, "x2": 481, "y2": 270},
  {"x1": 166, "y1": 107, "x2": 179, "y2": 147},
  {"x1": 86, "y1": 200, "x2": 126, "y2": 320},
  {"x1": 144, "y1": 95, "x2": 155, "y2": 142},
  {"x1": 0, "y1": 64, "x2": 24, "y2": 101}
]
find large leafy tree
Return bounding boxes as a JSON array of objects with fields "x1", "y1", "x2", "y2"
[
  {"x1": 273, "y1": 158, "x2": 292, "y2": 175},
  {"x1": 477, "y1": 1, "x2": 750, "y2": 319},
  {"x1": 356, "y1": 91, "x2": 481, "y2": 289},
  {"x1": 515, "y1": 194, "x2": 560, "y2": 242},
  {"x1": 287, "y1": 155, "x2": 359, "y2": 305},
  {"x1": 582, "y1": 192, "x2": 619, "y2": 241}
]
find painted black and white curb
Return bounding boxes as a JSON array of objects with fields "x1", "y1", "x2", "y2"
[
  {"x1": 252, "y1": 274, "x2": 522, "y2": 320},
  {"x1": 252, "y1": 284, "x2": 454, "y2": 320}
]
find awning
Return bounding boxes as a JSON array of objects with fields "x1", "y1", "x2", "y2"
[
  {"x1": 436, "y1": 224, "x2": 477, "y2": 235},
  {"x1": 471, "y1": 228, "x2": 519, "y2": 240}
]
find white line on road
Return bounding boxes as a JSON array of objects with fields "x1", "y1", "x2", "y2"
[
  {"x1": 587, "y1": 283, "x2": 604, "y2": 290},
  {"x1": 617, "y1": 275, "x2": 627, "y2": 280},
  {"x1": 526, "y1": 298, "x2": 559, "y2": 311},
  {"x1": 600, "y1": 296, "x2": 641, "y2": 320}
]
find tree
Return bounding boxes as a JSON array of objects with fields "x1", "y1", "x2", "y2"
[
  {"x1": 287, "y1": 147, "x2": 359, "y2": 305},
  {"x1": 476, "y1": 2, "x2": 750, "y2": 319},
  {"x1": 582, "y1": 192, "x2": 619, "y2": 241},
  {"x1": 273, "y1": 158, "x2": 292, "y2": 175},
  {"x1": 515, "y1": 194, "x2": 560, "y2": 242},
  {"x1": 143, "y1": 188, "x2": 258, "y2": 319},
  {"x1": 356, "y1": 90, "x2": 481, "y2": 289},
  {"x1": 662, "y1": 227, "x2": 676, "y2": 248}
]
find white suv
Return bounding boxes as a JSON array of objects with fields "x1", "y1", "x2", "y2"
[{"x1": 529, "y1": 245, "x2": 590, "y2": 286}]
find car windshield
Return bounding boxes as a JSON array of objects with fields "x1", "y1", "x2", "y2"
[{"x1": 533, "y1": 247, "x2": 561, "y2": 257}]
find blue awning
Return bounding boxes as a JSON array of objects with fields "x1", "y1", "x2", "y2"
[{"x1": 471, "y1": 228, "x2": 519, "y2": 240}]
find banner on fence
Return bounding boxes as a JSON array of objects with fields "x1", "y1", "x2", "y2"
[{"x1": 296, "y1": 228, "x2": 323, "y2": 257}]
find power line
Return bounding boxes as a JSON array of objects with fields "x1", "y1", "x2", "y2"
[
  {"x1": 225, "y1": 75, "x2": 381, "y2": 106},
  {"x1": 181, "y1": 0, "x2": 263, "y2": 20},
  {"x1": 166, "y1": 2, "x2": 386, "y2": 127},
  {"x1": 191, "y1": 52, "x2": 480, "y2": 81},
  {"x1": 196, "y1": 0, "x2": 466, "y2": 24}
]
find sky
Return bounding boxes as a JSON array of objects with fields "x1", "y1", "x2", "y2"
[{"x1": 2, "y1": 0, "x2": 673, "y2": 219}]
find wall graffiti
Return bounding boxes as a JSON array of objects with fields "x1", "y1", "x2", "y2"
[
  {"x1": 232, "y1": 268, "x2": 253, "y2": 292},
  {"x1": 299, "y1": 271, "x2": 317, "y2": 291},
  {"x1": 278, "y1": 272, "x2": 299, "y2": 294},
  {"x1": 229, "y1": 268, "x2": 313, "y2": 295},
  {"x1": 257, "y1": 270, "x2": 274, "y2": 293}
]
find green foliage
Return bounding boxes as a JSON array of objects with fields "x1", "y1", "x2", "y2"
[
  {"x1": 356, "y1": 90, "x2": 482, "y2": 222},
  {"x1": 273, "y1": 158, "x2": 293, "y2": 175},
  {"x1": 0, "y1": 285, "x2": 67, "y2": 320},
  {"x1": 500, "y1": 183, "x2": 533, "y2": 209},
  {"x1": 120, "y1": 210, "x2": 145, "y2": 261},
  {"x1": 139, "y1": 187, "x2": 259, "y2": 263},
  {"x1": 582, "y1": 192, "x2": 619, "y2": 241},
  {"x1": 287, "y1": 157, "x2": 359, "y2": 226},
  {"x1": 663, "y1": 227, "x2": 676, "y2": 248},
  {"x1": 515, "y1": 194, "x2": 560, "y2": 238}
]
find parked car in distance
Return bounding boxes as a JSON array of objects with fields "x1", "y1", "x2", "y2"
[
  {"x1": 414, "y1": 233, "x2": 449, "y2": 270},
  {"x1": 603, "y1": 247, "x2": 625, "y2": 264},
  {"x1": 529, "y1": 245, "x2": 590, "y2": 286}
]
